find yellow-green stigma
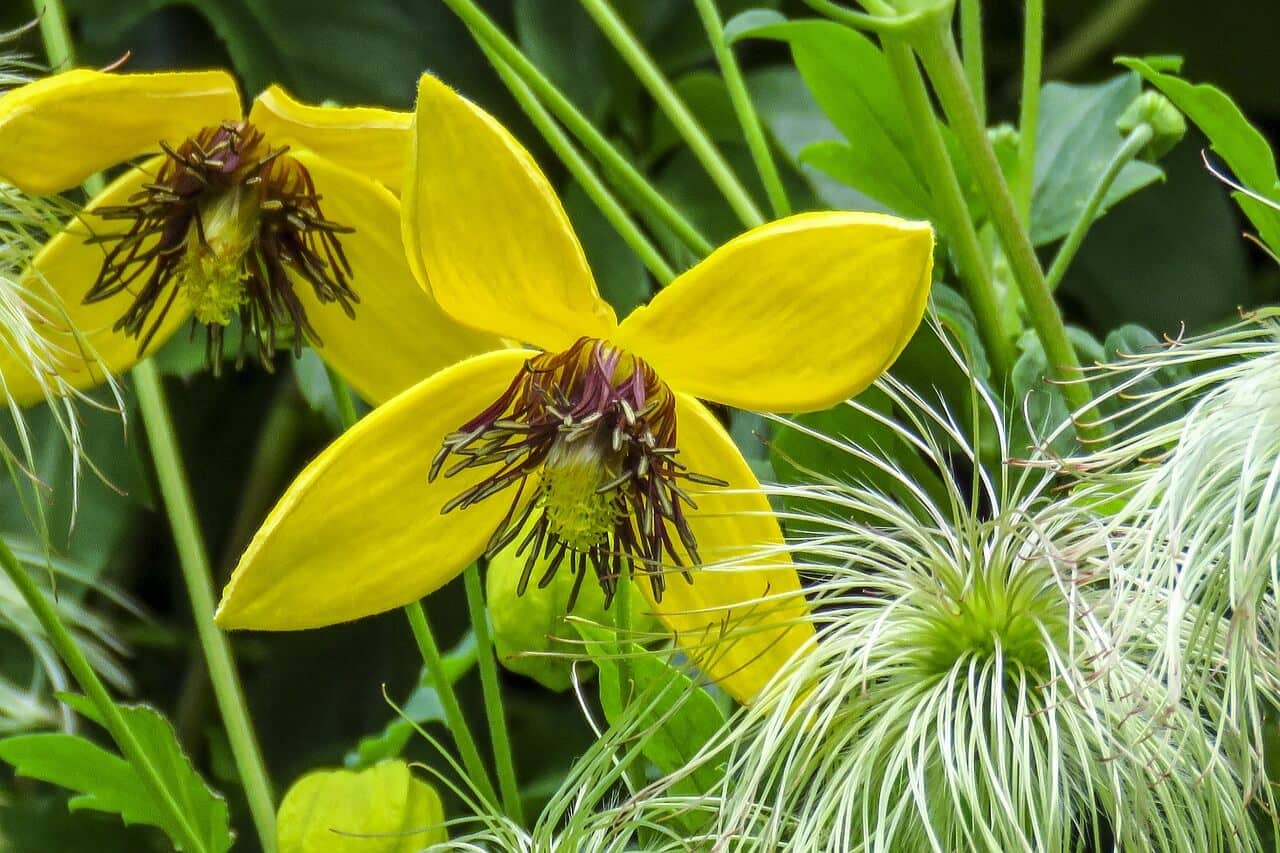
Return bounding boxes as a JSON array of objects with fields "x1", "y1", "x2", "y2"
[
  {"x1": 540, "y1": 433, "x2": 623, "y2": 552},
  {"x1": 86, "y1": 120, "x2": 359, "y2": 370},
  {"x1": 177, "y1": 187, "x2": 254, "y2": 325},
  {"x1": 431, "y1": 337, "x2": 727, "y2": 608}
]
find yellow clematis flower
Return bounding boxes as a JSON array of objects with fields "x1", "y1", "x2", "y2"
[
  {"x1": 216, "y1": 74, "x2": 935, "y2": 704},
  {"x1": 0, "y1": 69, "x2": 494, "y2": 405}
]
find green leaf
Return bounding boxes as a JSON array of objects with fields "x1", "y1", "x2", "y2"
[
  {"x1": 1100, "y1": 324, "x2": 1192, "y2": 425},
  {"x1": 739, "y1": 20, "x2": 932, "y2": 219},
  {"x1": 1030, "y1": 74, "x2": 1165, "y2": 245},
  {"x1": 31, "y1": 694, "x2": 233, "y2": 852},
  {"x1": 578, "y1": 626, "x2": 725, "y2": 797},
  {"x1": 1118, "y1": 56, "x2": 1280, "y2": 254},
  {"x1": 277, "y1": 761, "x2": 446, "y2": 852},
  {"x1": 723, "y1": 8, "x2": 786, "y2": 43},
  {"x1": 746, "y1": 67, "x2": 881, "y2": 212},
  {"x1": 0, "y1": 734, "x2": 159, "y2": 827}
]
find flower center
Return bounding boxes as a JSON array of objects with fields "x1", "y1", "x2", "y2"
[
  {"x1": 540, "y1": 431, "x2": 624, "y2": 552},
  {"x1": 431, "y1": 337, "x2": 726, "y2": 609},
  {"x1": 85, "y1": 121, "x2": 359, "y2": 371}
]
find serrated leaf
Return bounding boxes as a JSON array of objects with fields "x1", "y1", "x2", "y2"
[
  {"x1": 0, "y1": 734, "x2": 159, "y2": 828},
  {"x1": 1118, "y1": 56, "x2": 1280, "y2": 255},
  {"x1": 1031, "y1": 74, "x2": 1165, "y2": 245},
  {"x1": 278, "y1": 761, "x2": 446, "y2": 852},
  {"x1": 17, "y1": 693, "x2": 234, "y2": 853}
]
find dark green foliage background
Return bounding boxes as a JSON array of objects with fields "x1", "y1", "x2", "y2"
[{"x1": 0, "y1": 1, "x2": 1276, "y2": 849}]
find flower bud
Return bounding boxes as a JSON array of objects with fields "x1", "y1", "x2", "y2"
[{"x1": 1117, "y1": 91, "x2": 1186, "y2": 161}]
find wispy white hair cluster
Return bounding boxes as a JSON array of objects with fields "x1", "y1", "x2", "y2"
[
  {"x1": 1067, "y1": 312, "x2": 1280, "y2": 815},
  {"x1": 0, "y1": 29, "x2": 122, "y2": 504},
  {"x1": 683, "y1": 361, "x2": 1263, "y2": 852}
]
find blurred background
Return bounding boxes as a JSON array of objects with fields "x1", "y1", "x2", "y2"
[{"x1": 0, "y1": 1, "x2": 1275, "y2": 848}]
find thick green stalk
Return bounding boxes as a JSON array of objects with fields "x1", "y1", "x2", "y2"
[
  {"x1": 1045, "y1": 124, "x2": 1153, "y2": 291},
  {"x1": 959, "y1": 0, "x2": 986, "y2": 125},
  {"x1": 694, "y1": 0, "x2": 791, "y2": 218},
  {"x1": 1015, "y1": 0, "x2": 1045, "y2": 222},
  {"x1": 578, "y1": 0, "x2": 764, "y2": 230},
  {"x1": 883, "y1": 40, "x2": 1014, "y2": 377},
  {"x1": 321, "y1": 369, "x2": 501, "y2": 809},
  {"x1": 31, "y1": 0, "x2": 72, "y2": 70},
  {"x1": 462, "y1": 565, "x2": 523, "y2": 822},
  {"x1": 481, "y1": 44, "x2": 676, "y2": 284},
  {"x1": 405, "y1": 601, "x2": 500, "y2": 807},
  {"x1": 133, "y1": 361, "x2": 278, "y2": 851},
  {"x1": 441, "y1": 0, "x2": 714, "y2": 257},
  {"x1": 912, "y1": 21, "x2": 1102, "y2": 435},
  {"x1": 0, "y1": 538, "x2": 207, "y2": 852}
]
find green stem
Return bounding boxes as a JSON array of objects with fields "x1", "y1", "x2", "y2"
[
  {"x1": 610, "y1": 578, "x2": 643, "y2": 793},
  {"x1": 959, "y1": 0, "x2": 986, "y2": 125},
  {"x1": 320, "y1": 369, "x2": 501, "y2": 809},
  {"x1": 803, "y1": 0, "x2": 897, "y2": 27},
  {"x1": 1015, "y1": 0, "x2": 1044, "y2": 222},
  {"x1": 578, "y1": 0, "x2": 764, "y2": 230},
  {"x1": 480, "y1": 44, "x2": 676, "y2": 284},
  {"x1": 0, "y1": 538, "x2": 207, "y2": 852},
  {"x1": 1045, "y1": 124, "x2": 1153, "y2": 291},
  {"x1": 462, "y1": 564, "x2": 523, "y2": 822},
  {"x1": 883, "y1": 40, "x2": 1014, "y2": 377},
  {"x1": 31, "y1": 0, "x2": 72, "y2": 70},
  {"x1": 133, "y1": 361, "x2": 277, "y2": 851},
  {"x1": 912, "y1": 21, "x2": 1102, "y2": 436},
  {"x1": 405, "y1": 600, "x2": 500, "y2": 807},
  {"x1": 441, "y1": 0, "x2": 715, "y2": 257},
  {"x1": 694, "y1": 0, "x2": 791, "y2": 219}
]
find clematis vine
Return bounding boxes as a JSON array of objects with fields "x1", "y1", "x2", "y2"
[
  {"x1": 216, "y1": 75, "x2": 935, "y2": 704},
  {"x1": 0, "y1": 69, "x2": 494, "y2": 404}
]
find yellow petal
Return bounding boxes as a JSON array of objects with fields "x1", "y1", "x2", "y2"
[
  {"x1": 277, "y1": 761, "x2": 446, "y2": 852},
  {"x1": 0, "y1": 160, "x2": 190, "y2": 406},
  {"x1": 248, "y1": 85, "x2": 412, "y2": 195},
  {"x1": 289, "y1": 151, "x2": 499, "y2": 405},
  {"x1": 0, "y1": 69, "x2": 241, "y2": 195},
  {"x1": 640, "y1": 394, "x2": 815, "y2": 705},
  {"x1": 614, "y1": 212, "x2": 934, "y2": 413},
  {"x1": 216, "y1": 349, "x2": 533, "y2": 630},
  {"x1": 402, "y1": 74, "x2": 615, "y2": 349}
]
